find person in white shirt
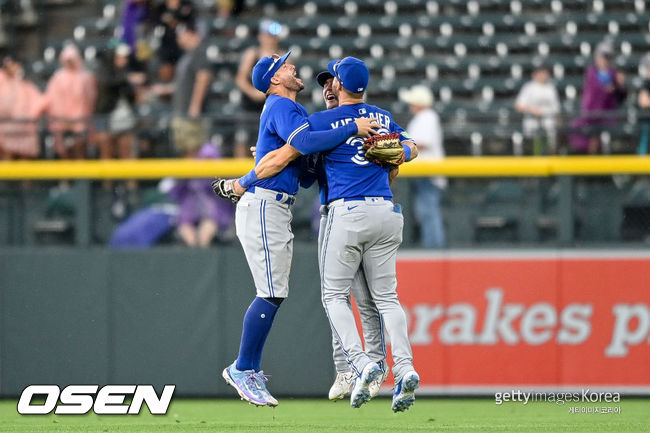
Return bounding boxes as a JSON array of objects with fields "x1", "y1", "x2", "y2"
[
  {"x1": 399, "y1": 85, "x2": 446, "y2": 248},
  {"x1": 515, "y1": 64, "x2": 561, "y2": 154}
]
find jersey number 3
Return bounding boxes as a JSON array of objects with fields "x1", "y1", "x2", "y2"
[
  {"x1": 347, "y1": 136, "x2": 369, "y2": 166},
  {"x1": 347, "y1": 128, "x2": 390, "y2": 165}
]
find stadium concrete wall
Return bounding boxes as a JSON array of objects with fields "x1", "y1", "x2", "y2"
[
  {"x1": 2, "y1": 247, "x2": 649, "y2": 398},
  {"x1": 0, "y1": 244, "x2": 335, "y2": 398}
]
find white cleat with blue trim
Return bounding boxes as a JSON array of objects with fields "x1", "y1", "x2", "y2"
[
  {"x1": 350, "y1": 362, "x2": 381, "y2": 408},
  {"x1": 391, "y1": 371, "x2": 420, "y2": 412}
]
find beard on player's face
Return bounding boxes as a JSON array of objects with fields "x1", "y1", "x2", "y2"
[
  {"x1": 275, "y1": 63, "x2": 304, "y2": 92},
  {"x1": 323, "y1": 78, "x2": 338, "y2": 109}
]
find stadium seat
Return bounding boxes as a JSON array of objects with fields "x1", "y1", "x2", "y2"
[
  {"x1": 620, "y1": 180, "x2": 650, "y2": 241},
  {"x1": 19, "y1": 0, "x2": 648, "y2": 155},
  {"x1": 474, "y1": 181, "x2": 526, "y2": 243}
]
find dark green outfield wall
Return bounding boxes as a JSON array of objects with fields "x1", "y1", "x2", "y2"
[{"x1": 0, "y1": 244, "x2": 336, "y2": 397}]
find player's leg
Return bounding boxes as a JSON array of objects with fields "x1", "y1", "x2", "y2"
[
  {"x1": 351, "y1": 266, "x2": 388, "y2": 397},
  {"x1": 235, "y1": 195, "x2": 287, "y2": 372},
  {"x1": 328, "y1": 294, "x2": 356, "y2": 401},
  {"x1": 321, "y1": 206, "x2": 373, "y2": 372},
  {"x1": 319, "y1": 205, "x2": 356, "y2": 400},
  {"x1": 328, "y1": 307, "x2": 356, "y2": 401},
  {"x1": 321, "y1": 204, "x2": 381, "y2": 408},
  {"x1": 318, "y1": 206, "x2": 348, "y2": 374},
  {"x1": 361, "y1": 203, "x2": 419, "y2": 412},
  {"x1": 224, "y1": 195, "x2": 293, "y2": 406}
]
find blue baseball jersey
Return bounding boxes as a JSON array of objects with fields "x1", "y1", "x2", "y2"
[
  {"x1": 307, "y1": 103, "x2": 410, "y2": 203},
  {"x1": 251, "y1": 95, "x2": 309, "y2": 195},
  {"x1": 250, "y1": 94, "x2": 359, "y2": 195}
]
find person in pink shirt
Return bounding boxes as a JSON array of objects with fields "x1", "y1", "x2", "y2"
[
  {"x1": 0, "y1": 57, "x2": 47, "y2": 160},
  {"x1": 45, "y1": 44, "x2": 96, "y2": 159}
]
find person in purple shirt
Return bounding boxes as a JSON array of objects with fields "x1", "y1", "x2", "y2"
[
  {"x1": 570, "y1": 42, "x2": 627, "y2": 154},
  {"x1": 121, "y1": 0, "x2": 151, "y2": 53},
  {"x1": 168, "y1": 143, "x2": 234, "y2": 247}
]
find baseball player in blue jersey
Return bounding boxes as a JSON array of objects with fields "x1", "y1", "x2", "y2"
[
  {"x1": 225, "y1": 71, "x2": 390, "y2": 402},
  {"x1": 220, "y1": 57, "x2": 419, "y2": 412},
  {"x1": 309, "y1": 57, "x2": 420, "y2": 412},
  {"x1": 221, "y1": 52, "x2": 379, "y2": 407},
  {"x1": 302, "y1": 71, "x2": 390, "y2": 401}
]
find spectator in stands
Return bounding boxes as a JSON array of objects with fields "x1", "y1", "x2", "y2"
[
  {"x1": 167, "y1": 142, "x2": 234, "y2": 247},
  {"x1": 400, "y1": 85, "x2": 446, "y2": 248},
  {"x1": 45, "y1": 44, "x2": 96, "y2": 159},
  {"x1": 233, "y1": 19, "x2": 283, "y2": 157},
  {"x1": 168, "y1": 20, "x2": 211, "y2": 157},
  {"x1": 151, "y1": 0, "x2": 195, "y2": 82},
  {"x1": 637, "y1": 53, "x2": 650, "y2": 155},
  {"x1": 515, "y1": 64, "x2": 561, "y2": 155},
  {"x1": 0, "y1": 56, "x2": 46, "y2": 160},
  {"x1": 95, "y1": 44, "x2": 138, "y2": 166},
  {"x1": 217, "y1": 0, "x2": 244, "y2": 18},
  {"x1": 121, "y1": 0, "x2": 152, "y2": 63},
  {"x1": 94, "y1": 44, "x2": 139, "y2": 217},
  {"x1": 570, "y1": 42, "x2": 627, "y2": 154}
]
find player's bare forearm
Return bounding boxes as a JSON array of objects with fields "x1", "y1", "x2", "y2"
[
  {"x1": 389, "y1": 167, "x2": 399, "y2": 185},
  {"x1": 254, "y1": 144, "x2": 302, "y2": 179},
  {"x1": 232, "y1": 179, "x2": 246, "y2": 195},
  {"x1": 231, "y1": 144, "x2": 301, "y2": 196}
]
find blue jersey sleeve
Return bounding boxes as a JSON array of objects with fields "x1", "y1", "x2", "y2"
[
  {"x1": 267, "y1": 98, "x2": 312, "y2": 146},
  {"x1": 267, "y1": 99, "x2": 358, "y2": 155}
]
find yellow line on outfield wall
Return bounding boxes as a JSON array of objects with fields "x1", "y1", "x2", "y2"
[{"x1": 0, "y1": 156, "x2": 649, "y2": 179}]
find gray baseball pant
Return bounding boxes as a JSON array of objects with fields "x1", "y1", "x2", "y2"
[
  {"x1": 235, "y1": 187, "x2": 295, "y2": 298},
  {"x1": 320, "y1": 197, "x2": 414, "y2": 384},
  {"x1": 318, "y1": 205, "x2": 387, "y2": 374}
]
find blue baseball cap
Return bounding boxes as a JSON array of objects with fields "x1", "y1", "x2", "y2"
[
  {"x1": 252, "y1": 51, "x2": 291, "y2": 93},
  {"x1": 327, "y1": 57, "x2": 369, "y2": 93}
]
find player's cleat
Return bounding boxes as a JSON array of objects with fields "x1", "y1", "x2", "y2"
[
  {"x1": 369, "y1": 368, "x2": 389, "y2": 398},
  {"x1": 254, "y1": 371, "x2": 279, "y2": 407},
  {"x1": 328, "y1": 371, "x2": 355, "y2": 401},
  {"x1": 222, "y1": 362, "x2": 267, "y2": 406},
  {"x1": 391, "y1": 371, "x2": 420, "y2": 413},
  {"x1": 350, "y1": 362, "x2": 381, "y2": 408}
]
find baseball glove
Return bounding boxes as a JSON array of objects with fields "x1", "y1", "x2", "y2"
[
  {"x1": 363, "y1": 133, "x2": 405, "y2": 167},
  {"x1": 211, "y1": 178, "x2": 241, "y2": 204}
]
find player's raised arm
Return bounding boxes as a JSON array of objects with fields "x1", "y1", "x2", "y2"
[
  {"x1": 252, "y1": 115, "x2": 378, "y2": 177},
  {"x1": 251, "y1": 143, "x2": 301, "y2": 180},
  {"x1": 229, "y1": 117, "x2": 376, "y2": 195},
  {"x1": 235, "y1": 104, "x2": 378, "y2": 191},
  {"x1": 267, "y1": 99, "x2": 378, "y2": 156}
]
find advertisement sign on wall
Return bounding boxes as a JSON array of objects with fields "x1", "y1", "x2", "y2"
[{"x1": 384, "y1": 251, "x2": 650, "y2": 393}]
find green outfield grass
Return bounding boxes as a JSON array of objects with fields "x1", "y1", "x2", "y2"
[{"x1": 1, "y1": 398, "x2": 649, "y2": 433}]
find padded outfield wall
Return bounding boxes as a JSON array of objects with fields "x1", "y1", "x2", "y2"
[{"x1": 1, "y1": 246, "x2": 649, "y2": 397}]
